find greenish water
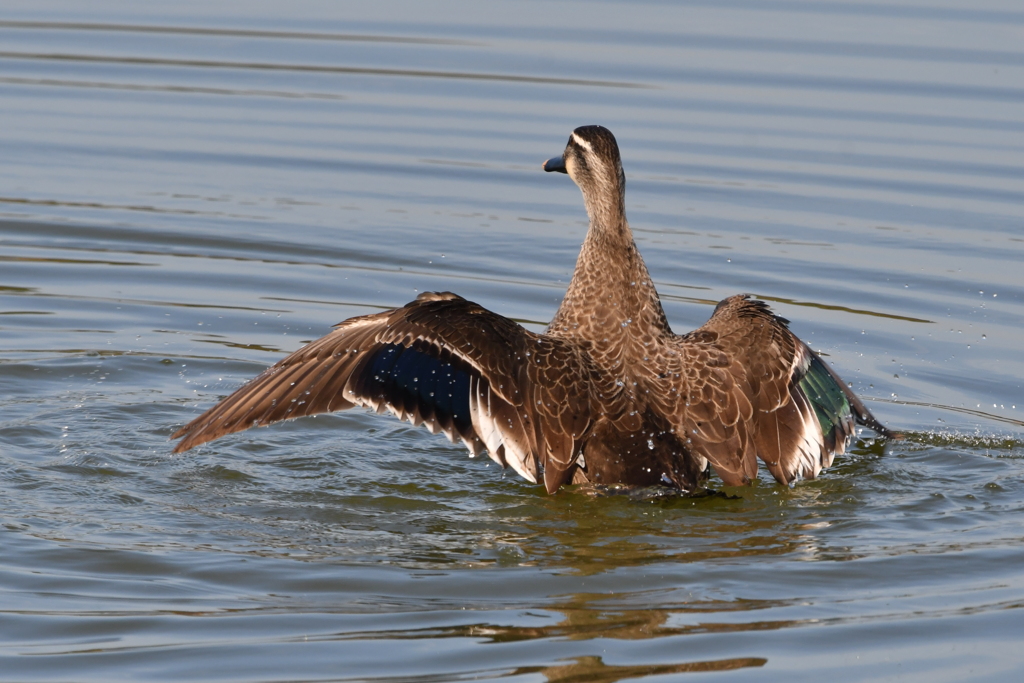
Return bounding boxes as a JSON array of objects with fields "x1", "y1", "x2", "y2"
[{"x1": 1, "y1": 1, "x2": 1023, "y2": 681}]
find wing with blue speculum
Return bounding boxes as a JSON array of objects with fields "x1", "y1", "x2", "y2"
[{"x1": 172, "y1": 292, "x2": 597, "y2": 493}]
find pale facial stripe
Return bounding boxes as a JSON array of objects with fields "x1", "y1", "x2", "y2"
[{"x1": 570, "y1": 131, "x2": 593, "y2": 152}]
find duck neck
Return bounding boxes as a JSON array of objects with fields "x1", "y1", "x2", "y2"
[{"x1": 548, "y1": 196, "x2": 670, "y2": 343}]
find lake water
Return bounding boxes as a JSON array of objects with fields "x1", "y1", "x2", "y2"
[{"x1": 2, "y1": 1, "x2": 1023, "y2": 681}]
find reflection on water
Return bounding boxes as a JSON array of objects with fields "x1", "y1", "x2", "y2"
[
  {"x1": 2, "y1": 0, "x2": 1024, "y2": 680},
  {"x1": 1, "y1": 53, "x2": 650, "y2": 90},
  {"x1": 0, "y1": 19, "x2": 481, "y2": 46},
  {"x1": 509, "y1": 656, "x2": 768, "y2": 682}
]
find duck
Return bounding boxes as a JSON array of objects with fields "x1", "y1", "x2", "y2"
[{"x1": 172, "y1": 125, "x2": 895, "y2": 493}]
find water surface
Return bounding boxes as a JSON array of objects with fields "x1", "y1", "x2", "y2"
[{"x1": 2, "y1": 1, "x2": 1023, "y2": 681}]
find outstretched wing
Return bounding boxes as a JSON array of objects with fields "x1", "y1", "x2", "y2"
[
  {"x1": 172, "y1": 292, "x2": 597, "y2": 493},
  {"x1": 658, "y1": 295, "x2": 884, "y2": 486}
]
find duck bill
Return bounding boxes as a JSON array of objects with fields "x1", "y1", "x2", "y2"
[{"x1": 543, "y1": 156, "x2": 567, "y2": 173}]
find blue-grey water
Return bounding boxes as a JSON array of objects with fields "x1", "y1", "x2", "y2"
[{"x1": 2, "y1": 1, "x2": 1023, "y2": 681}]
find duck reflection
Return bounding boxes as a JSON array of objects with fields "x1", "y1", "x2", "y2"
[
  {"x1": 473, "y1": 476, "x2": 862, "y2": 573},
  {"x1": 511, "y1": 654, "x2": 766, "y2": 682}
]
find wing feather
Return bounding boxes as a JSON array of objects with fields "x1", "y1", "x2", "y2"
[
  {"x1": 660, "y1": 294, "x2": 888, "y2": 486},
  {"x1": 658, "y1": 295, "x2": 813, "y2": 485},
  {"x1": 173, "y1": 293, "x2": 598, "y2": 492}
]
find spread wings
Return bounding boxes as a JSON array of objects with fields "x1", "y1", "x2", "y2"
[
  {"x1": 173, "y1": 291, "x2": 887, "y2": 492},
  {"x1": 657, "y1": 295, "x2": 873, "y2": 486},
  {"x1": 172, "y1": 293, "x2": 601, "y2": 493}
]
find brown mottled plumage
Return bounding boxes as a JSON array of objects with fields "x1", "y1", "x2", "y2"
[{"x1": 172, "y1": 125, "x2": 894, "y2": 493}]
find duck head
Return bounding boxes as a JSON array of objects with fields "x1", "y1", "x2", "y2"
[{"x1": 544, "y1": 125, "x2": 627, "y2": 224}]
